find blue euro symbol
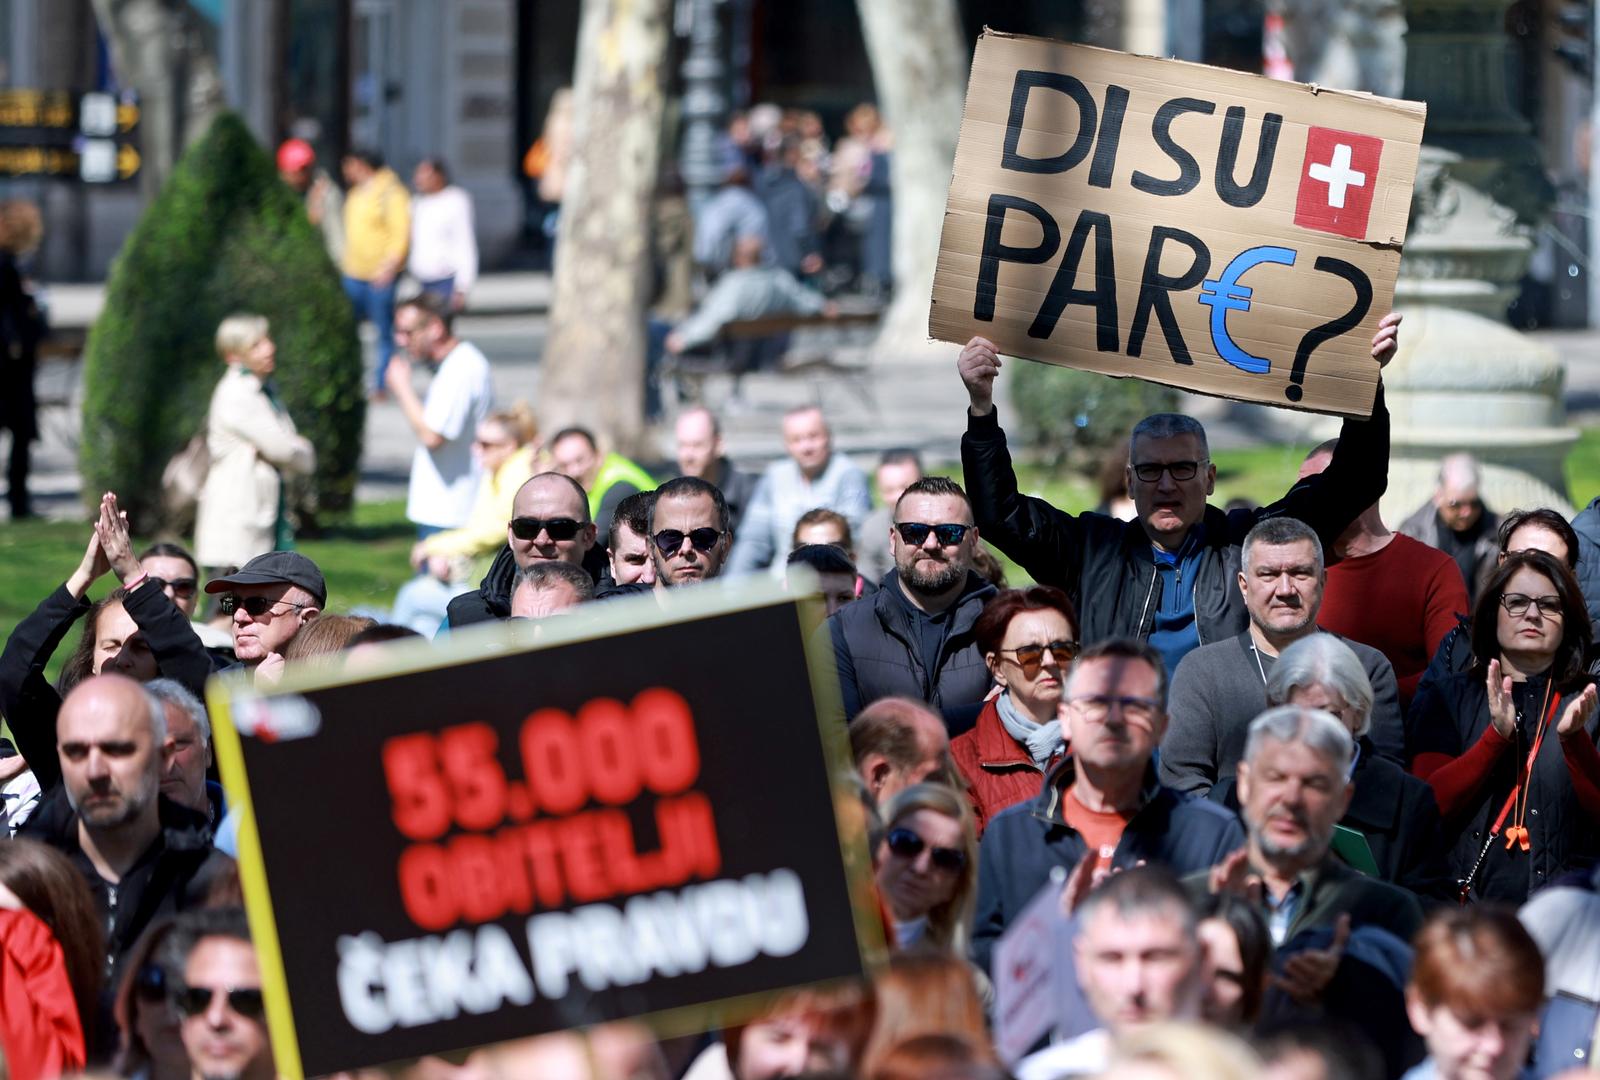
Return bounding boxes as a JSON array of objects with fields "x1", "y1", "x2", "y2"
[{"x1": 1197, "y1": 246, "x2": 1298, "y2": 375}]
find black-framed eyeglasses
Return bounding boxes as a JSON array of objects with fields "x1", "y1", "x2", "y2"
[
  {"x1": 172, "y1": 984, "x2": 266, "y2": 1020},
  {"x1": 1065, "y1": 693, "x2": 1162, "y2": 724},
  {"x1": 1499, "y1": 593, "x2": 1563, "y2": 618},
  {"x1": 894, "y1": 522, "x2": 970, "y2": 547},
  {"x1": 509, "y1": 516, "x2": 582, "y2": 542},
  {"x1": 885, "y1": 827, "x2": 967, "y2": 873},
  {"x1": 149, "y1": 576, "x2": 198, "y2": 600},
  {"x1": 218, "y1": 595, "x2": 308, "y2": 618},
  {"x1": 652, "y1": 527, "x2": 722, "y2": 553},
  {"x1": 1130, "y1": 460, "x2": 1208, "y2": 483},
  {"x1": 134, "y1": 963, "x2": 167, "y2": 1002},
  {"x1": 998, "y1": 640, "x2": 1080, "y2": 677}
]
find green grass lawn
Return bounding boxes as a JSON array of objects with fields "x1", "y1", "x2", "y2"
[{"x1": 0, "y1": 499, "x2": 417, "y2": 686}]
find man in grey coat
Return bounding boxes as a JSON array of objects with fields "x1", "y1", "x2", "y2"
[{"x1": 1161, "y1": 516, "x2": 1402, "y2": 796}]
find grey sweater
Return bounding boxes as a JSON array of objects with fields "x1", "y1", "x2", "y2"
[{"x1": 1159, "y1": 629, "x2": 1403, "y2": 796}]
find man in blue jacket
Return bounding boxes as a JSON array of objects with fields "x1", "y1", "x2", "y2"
[{"x1": 972, "y1": 639, "x2": 1244, "y2": 971}]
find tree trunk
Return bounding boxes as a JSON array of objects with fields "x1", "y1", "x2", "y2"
[
  {"x1": 855, "y1": 0, "x2": 967, "y2": 358},
  {"x1": 89, "y1": 0, "x2": 225, "y2": 200},
  {"x1": 538, "y1": 0, "x2": 671, "y2": 455}
]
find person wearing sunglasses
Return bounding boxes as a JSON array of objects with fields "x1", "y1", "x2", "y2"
[
  {"x1": 202, "y1": 551, "x2": 326, "y2": 678},
  {"x1": 972, "y1": 639, "x2": 1244, "y2": 974},
  {"x1": 874, "y1": 782, "x2": 978, "y2": 953},
  {"x1": 952, "y1": 585, "x2": 1080, "y2": 835},
  {"x1": 828, "y1": 477, "x2": 997, "y2": 733},
  {"x1": 161, "y1": 907, "x2": 274, "y2": 1080},
  {"x1": 648, "y1": 476, "x2": 734, "y2": 589},
  {"x1": 1410, "y1": 549, "x2": 1600, "y2": 903},
  {"x1": 446, "y1": 472, "x2": 599, "y2": 628},
  {"x1": 113, "y1": 919, "x2": 189, "y2": 1080},
  {"x1": 955, "y1": 316, "x2": 1400, "y2": 678}
]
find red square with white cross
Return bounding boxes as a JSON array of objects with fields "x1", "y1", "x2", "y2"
[{"x1": 1294, "y1": 127, "x2": 1384, "y2": 240}]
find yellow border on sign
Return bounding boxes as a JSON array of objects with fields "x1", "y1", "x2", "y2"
[
  {"x1": 208, "y1": 579, "x2": 888, "y2": 1078},
  {"x1": 205, "y1": 679, "x2": 304, "y2": 1080}
]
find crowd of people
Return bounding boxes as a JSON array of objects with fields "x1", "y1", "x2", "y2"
[{"x1": 4, "y1": 295, "x2": 1600, "y2": 1080}]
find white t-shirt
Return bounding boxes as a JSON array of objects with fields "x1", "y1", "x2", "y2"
[{"x1": 407, "y1": 340, "x2": 493, "y2": 527}]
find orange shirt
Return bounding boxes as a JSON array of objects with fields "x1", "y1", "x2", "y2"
[{"x1": 1060, "y1": 786, "x2": 1136, "y2": 883}]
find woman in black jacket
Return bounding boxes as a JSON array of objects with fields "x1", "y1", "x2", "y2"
[
  {"x1": 1209, "y1": 632, "x2": 1455, "y2": 902},
  {"x1": 1409, "y1": 550, "x2": 1600, "y2": 903}
]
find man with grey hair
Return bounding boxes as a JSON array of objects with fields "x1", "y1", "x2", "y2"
[
  {"x1": 509, "y1": 559, "x2": 595, "y2": 619},
  {"x1": 1400, "y1": 451, "x2": 1501, "y2": 604},
  {"x1": 146, "y1": 677, "x2": 222, "y2": 824},
  {"x1": 956, "y1": 317, "x2": 1401, "y2": 674},
  {"x1": 21, "y1": 673, "x2": 225, "y2": 986},
  {"x1": 1161, "y1": 516, "x2": 1402, "y2": 796}
]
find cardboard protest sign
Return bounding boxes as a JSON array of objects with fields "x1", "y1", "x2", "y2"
[
  {"x1": 208, "y1": 587, "x2": 884, "y2": 1079},
  {"x1": 929, "y1": 31, "x2": 1427, "y2": 417}
]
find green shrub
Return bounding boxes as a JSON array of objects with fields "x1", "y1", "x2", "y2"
[
  {"x1": 1007, "y1": 361, "x2": 1178, "y2": 469},
  {"x1": 79, "y1": 111, "x2": 364, "y2": 532}
]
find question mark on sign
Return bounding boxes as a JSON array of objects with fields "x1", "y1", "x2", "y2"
[{"x1": 1285, "y1": 256, "x2": 1373, "y2": 403}]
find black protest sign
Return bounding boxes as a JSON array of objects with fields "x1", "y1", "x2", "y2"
[
  {"x1": 929, "y1": 32, "x2": 1427, "y2": 417},
  {"x1": 209, "y1": 590, "x2": 883, "y2": 1079}
]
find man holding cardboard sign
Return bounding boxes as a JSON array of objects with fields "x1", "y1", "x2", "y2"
[{"x1": 942, "y1": 32, "x2": 1423, "y2": 675}]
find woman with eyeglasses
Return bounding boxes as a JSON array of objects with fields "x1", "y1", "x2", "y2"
[
  {"x1": 1409, "y1": 549, "x2": 1600, "y2": 903},
  {"x1": 0, "y1": 838, "x2": 103, "y2": 1075},
  {"x1": 193, "y1": 313, "x2": 315, "y2": 577},
  {"x1": 874, "y1": 783, "x2": 978, "y2": 952},
  {"x1": 951, "y1": 586, "x2": 1079, "y2": 835},
  {"x1": 112, "y1": 919, "x2": 188, "y2": 1080}
]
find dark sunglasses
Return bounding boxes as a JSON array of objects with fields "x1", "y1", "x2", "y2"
[
  {"x1": 652, "y1": 527, "x2": 722, "y2": 553},
  {"x1": 894, "y1": 522, "x2": 970, "y2": 547},
  {"x1": 509, "y1": 516, "x2": 582, "y2": 542},
  {"x1": 134, "y1": 963, "x2": 167, "y2": 1002},
  {"x1": 218, "y1": 594, "x2": 308, "y2": 618},
  {"x1": 172, "y1": 984, "x2": 266, "y2": 1020},
  {"x1": 998, "y1": 639, "x2": 1080, "y2": 676},
  {"x1": 149, "y1": 576, "x2": 198, "y2": 599},
  {"x1": 885, "y1": 827, "x2": 967, "y2": 873}
]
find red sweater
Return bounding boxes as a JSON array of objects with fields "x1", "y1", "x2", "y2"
[{"x1": 1318, "y1": 533, "x2": 1469, "y2": 706}]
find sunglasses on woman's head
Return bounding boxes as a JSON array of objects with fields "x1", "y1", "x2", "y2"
[{"x1": 885, "y1": 827, "x2": 966, "y2": 872}]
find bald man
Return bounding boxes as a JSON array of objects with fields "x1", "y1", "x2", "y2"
[
  {"x1": 445, "y1": 472, "x2": 602, "y2": 627},
  {"x1": 1399, "y1": 452, "x2": 1501, "y2": 604},
  {"x1": 22, "y1": 673, "x2": 225, "y2": 988}
]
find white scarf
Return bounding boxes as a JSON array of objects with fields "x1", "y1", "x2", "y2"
[{"x1": 995, "y1": 689, "x2": 1064, "y2": 768}]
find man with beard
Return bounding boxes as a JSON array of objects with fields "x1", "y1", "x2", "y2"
[
  {"x1": 24, "y1": 674, "x2": 224, "y2": 994},
  {"x1": 649, "y1": 476, "x2": 733, "y2": 590},
  {"x1": 1160, "y1": 517, "x2": 1401, "y2": 797},
  {"x1": 1196, "y1": 706, "x2": 1421, "y2": 1054},
  {"x1": 826, "y1": 477, "x2": 997, "y2": 734}
]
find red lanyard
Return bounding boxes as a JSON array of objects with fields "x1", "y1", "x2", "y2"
[{"x1": 1487, "y1": 682, "x2": 1559, "y2": 852}]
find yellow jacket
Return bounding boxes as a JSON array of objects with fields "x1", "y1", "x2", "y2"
[
  {"x1": 420, "y1": 444, "x2": 540, "y2": 562},
  {"x1": 341, "y1": 167, "x2": 410, "y2": 280}
]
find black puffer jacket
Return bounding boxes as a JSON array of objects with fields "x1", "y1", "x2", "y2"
[
  {"x1": 827, "y1": 570, "x2": 996, "y2": 734},
  {"x1": 958, "y1": 386, "x2": 1389, "y2": 648},
  {"x1": 445, "y1": 544, "x2": 609, "y2": 627}
]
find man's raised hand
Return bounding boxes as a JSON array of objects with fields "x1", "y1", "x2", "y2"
[{"x1": 957, "y1": 336, "x2": 1003, "y2": 416}]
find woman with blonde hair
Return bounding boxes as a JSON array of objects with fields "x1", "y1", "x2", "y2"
[
  {"x1": 193, "y1": 314, "x2": 314, "y2": 574},
  {"x1": 412, "y1": 401, "x2": 542, "y2": 572},
  {"x1": 875, "y1": 783, "x2": 978, "y2": 953}
]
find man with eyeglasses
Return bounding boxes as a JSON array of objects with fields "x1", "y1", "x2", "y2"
[
  {"x1": 203, "y1": 551, "x2": 325, "y2": 678},
  {"x1": 826, "y1": 477, "x2": 997, "y2": 733},
  {"x1": 446, "y1": 472, "x2": 599, "y2": 627},
  {"x1": 387, "y1": 292, "x2": 494, "y2": 538},
  {"x1": 648, "y1": 476, "x2": 733, "y2": 589},
  {"x1": 1161, "y1": 516, "x2": 1402, "y2": 797},
  {"x1": 162, "y1": 907, "x2": 276, "y2": 1080},
  {"x1": 972, "y1": 639, "x2": 1243, "y2": 974},
  {"x1": 1400, "y1": 452, "x2": 1501, "y2": 606},
  {"x1": 956, "y1": 316, "x2": 1400, "y2": 676}
]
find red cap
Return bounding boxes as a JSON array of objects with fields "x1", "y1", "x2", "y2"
[{"x1": 276, "y1": 138, "x2": 315, "y2": 173}]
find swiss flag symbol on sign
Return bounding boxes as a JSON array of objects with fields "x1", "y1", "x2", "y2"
[{"x1": 1294, "y1": 127, "x2": 1384, "y2": 239}]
